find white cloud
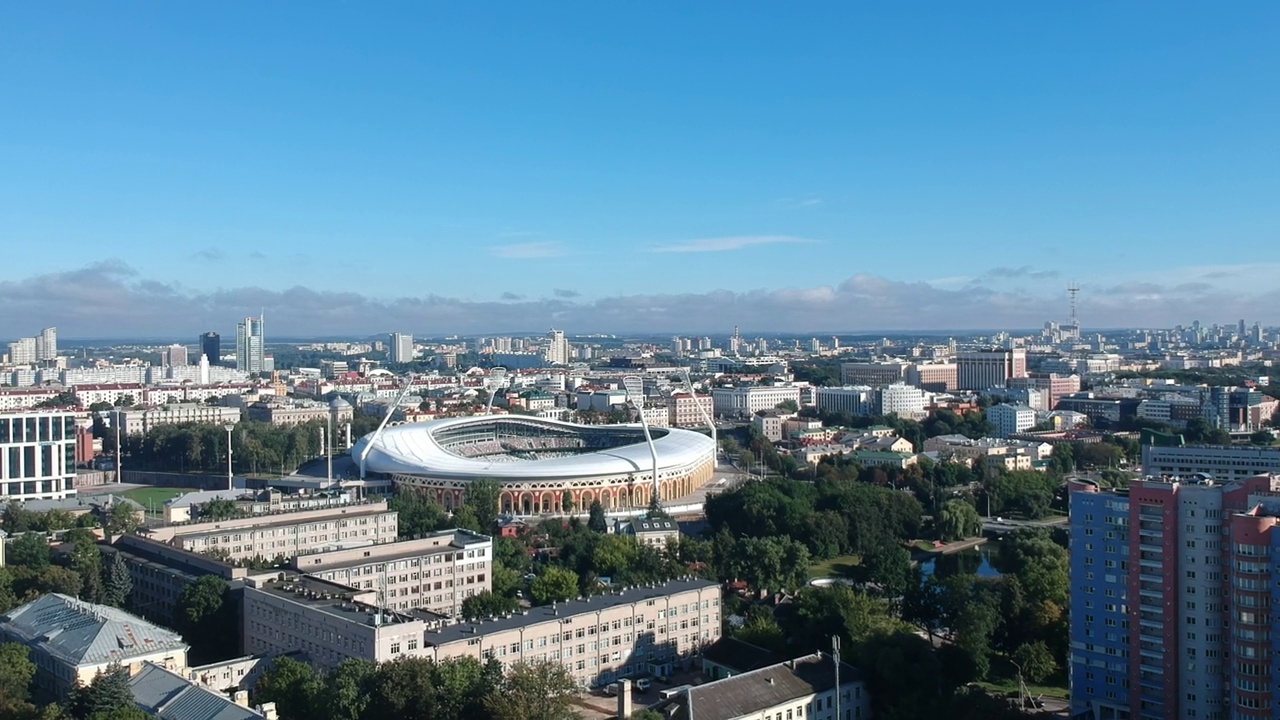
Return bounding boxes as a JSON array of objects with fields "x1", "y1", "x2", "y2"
[
  {"x1": 650, "y1": 235, "x2": 813, "y2": 253},
  {"x1": 490, "y1": 241, "x2": 568, "y2": 259}
]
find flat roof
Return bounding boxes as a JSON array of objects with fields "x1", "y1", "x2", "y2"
[
  {"x1": 252, "y1": 575, "x2": 421, "y2": 628},
  {"x1": 165, "y1": 506, "x2": 394, "y2": 538},
  {"x1": 424, "y1": 577, "x2": 718, "y2": 646},
  {"x1": 298, "y1": 531, "x2": 491, "y2": 572}
]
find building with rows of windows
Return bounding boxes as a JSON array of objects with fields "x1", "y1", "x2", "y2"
[{"x1": 0, "y1": 410, "x2": 79, "y2": 501}]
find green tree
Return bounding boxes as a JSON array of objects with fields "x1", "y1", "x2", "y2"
[
  {"x1": 587, "y1": 500, "x2": 607, "y2": 533},
  {"x1": 484, "y1": 660, "x2": 580, "y2": 720},
  {"x1": 105, "y1": 504, "x2": 138, "y2": 536},
  {"x1": 9, "y1": 534, "x2": 50, "y2": 569},
  {"x1": 198, "y1": 498, "x2": 242, "y2": 521},
  {"x1": 390, "y1": 489, "x2": 450, "y2": 539},
  {"x1": 861, "y1": 541, "x2": 912, "y2": 600},
  {"x1": 320, "y1": 659, "x2": 378, "y2": 720},
  {"x1": 465, "y1": 477, "x2": 502, "y2": 531},
  {"x1": 937, "y1": 499, "x2": 983, "y2": 541},
  {"x1": 461, "y1": 591, "x2": 520, "y2": 621},
  {"x1": 0, "y1": 568, "x2": 18, "y2": 613},
  {"x1": 100, "y1": 553, "x2": 132, "y2": 608},
  {"x1": 733, "y1": 615, "x2": 788, "y2": 655},
  {"x1": 1012, "y1": 640, "x2": 1057, "y2": 684},
  {"x1": 177, "y1": 576, "x2": 236, "y2": 663},
  {"x1": 69, "y1": 663, "x2": 136, "y2": 720},
  {"x1": 2, "y1": 502, "x2": 37, "y2": 533},
  {"x1": 530, "y1": 566, "x2": 579, "y2": 605},
  {"x1": 775, "y1": 399, "x2": 799, "y2": 413},
  {"x1": 253, "y1": 656, "x2": 322, "y2": 720},
  {"x1": 67, "y1": 541, "x2": 103, "y2": 603},
  {"x1": 0, "y1": 643, "x2": 37, "y2": 717},
  {"x1": 363, "y1": 657, "x2": 438, "y2": 720}
]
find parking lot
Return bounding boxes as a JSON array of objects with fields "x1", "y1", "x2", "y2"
[{"x1": 569, "y1": 669, "x2": 709, "y2": 719}]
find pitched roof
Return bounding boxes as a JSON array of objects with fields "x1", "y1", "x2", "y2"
[
  {"x1": 665, "y1": 652, "x2": 862, "y2": 720},
  {"x1": 628, "y1": 517, "x2": 679, "y2": 534},
  {"x1": 130, "y1": 662, "x2": 263, "y2": 720},
  {"x1": 1, "y1": 594, "x2": 187, "y2": 668},
  {"x1": 699, "y1": 637, "x2": 784, "y2": 674}
]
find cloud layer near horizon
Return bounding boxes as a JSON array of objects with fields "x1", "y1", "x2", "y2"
[{"x1": 1, "y1": 261, "x2": 1277, "y2": 338}]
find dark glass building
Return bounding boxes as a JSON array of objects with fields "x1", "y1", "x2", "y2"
[{"x1": 200, "y1": 332, "x2": 220, "y2": 366}]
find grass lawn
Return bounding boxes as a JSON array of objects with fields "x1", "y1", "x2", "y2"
[
  {"x1": 976, "y1": 679, "x2": 1068, "y2": 700},
  {"x1": 120, "y1": 487, "x2": 197, "y2": 513},
  {"x1": 808, "y1": 554, "x2": 861, "y2": 579}
]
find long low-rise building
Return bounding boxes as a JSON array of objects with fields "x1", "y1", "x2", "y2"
[
  {"x1": 242, "y1": 574, "x2": 720, "y2": 688},
  {"x1": 293, "y1": 529, "x2": 492, "y2": 617},
  {"x1": 101, "y1": 534, "x2": 249, "y2": 628},
  {"x1": 140, "y1": 499, "x2": 399, "y2": 563},
  {"x1": 111, "y1": 404, "x2": 243, "y2": 435},
  {"x1": 1141, "y1": 443, "x2": 1280, "y2": 484}
]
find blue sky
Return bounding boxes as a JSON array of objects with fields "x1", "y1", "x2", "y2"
[{"x1": 2, "y1": 3, "x2": 1278, "y2": 336}]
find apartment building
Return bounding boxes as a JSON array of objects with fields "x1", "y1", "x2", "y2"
[
  {"x1": 906, "y1": 361, "x2": 958, "y2": 392},
  {"x1": 139, "y1": 500, "x2": 398, "y2": 563},
  {"x1": 110, "y1": 404, "x2": 243, "y2": 435},
  {"x1": 752, "y1": 410, "x2": 792, "y2": 442},
  {"x1": 293, "y1": 529, "x2": 492, "y2": 617},
  {"x1": 245, "y1": 399, "x2": 353, "y2": 426},
  {"x1": 876, "y1": 383, "x2": 929, "y2": 419},
  {"x1": 712, "y1": 386, "x2": 802, "y2": 419},
  {"x1": 1068, "y1": 474, "x2": 1280, "y2": 720},
  {"x1": 1008, "y1": 373, "x2": 1081, "y2": 410},
  {"x1": 0, "y1": 387, "x2": 62, "y2": 411},
  {"x1": 1, "y1": 410, "x2": 78, "y2": 501},
  {"x1": 667, "y1": 393, "x2": 713, "y2": 429},
  {"x1": 241, "y1": 575, "x2": 720, "y2": 688},
  {"x1": 1140, "y1": 444, "x2": 1280, "y2": 484}
]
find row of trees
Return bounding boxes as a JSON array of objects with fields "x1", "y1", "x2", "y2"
[
  {"x1": 254, "y1": 655, "x2": 579, "y2": 720},
  {"x1": 0, "y1": 646, "x2": 147, "y2": 720},
  {"x1": 0, "y1": 529, "x2": 132, "y2": 616}
]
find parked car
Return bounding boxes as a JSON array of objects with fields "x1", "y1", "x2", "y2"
[{"x1": 635, "y1": 678, "x2": 651, "y2": 692}]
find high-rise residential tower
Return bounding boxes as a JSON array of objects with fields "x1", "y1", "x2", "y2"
[
  {"x1": 389, "y1": 332, "x2": 414, "y2": 363},
  {"x1": 36, "y1": 327, "x2": 57, "y2": 361},
  {"x1": 543, "y1": 329, "x2": 569, "y2": 365},
  {"x1": 200, "y1": 332, "x2": 220, "y2": 366},
  {"x1": 235, "y1": 316, "x2": 265, "y2": 373}
]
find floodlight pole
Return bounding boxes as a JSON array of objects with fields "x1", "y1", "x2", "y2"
[
  {"x1": 624, "y1": 375, "x2": 661, "y2": 507},
  {"x1": 485, "y1": 367, "x2": 508, "y2": 416},
  {"x1": 681, "y1": 369, "x2": 716, "y2": 449},
  {"x1": 358, "y1": 373, "x2": 418, "y2": 479}
]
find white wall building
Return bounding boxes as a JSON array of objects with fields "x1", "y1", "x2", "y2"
[
  {"x1": 671, "y1": 651, "x2": 871, "y2": 720},
  {"x1": 390, "y1": 332, "x2": 415, "y2": 363},
  {"x1": 711, "y1": 386, "x2": 802, "y2": 419},
  {"x1": 988, "y1": 403, "x2": 1036, "y2": 438},
  {"x1": 815, "y1": 386, "x2": 875, "y2": 417},
  {"x1": 111, "y1": 404, "x2": 243, "y2": 436},
  {"x1": 876, "y1": 383, "x2": 928, "y2": 419}
]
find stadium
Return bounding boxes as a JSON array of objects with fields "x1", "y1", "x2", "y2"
[{"x1": 353, "y1": 415, "x2": 717, "y2": 514}]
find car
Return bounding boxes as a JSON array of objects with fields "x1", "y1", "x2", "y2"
[
  {"x1": 635, "y1": 678, "x2": 651, "y2": 692},
  {"x1": 602, "y1": 683, "x2": 618, "y2": 697}
]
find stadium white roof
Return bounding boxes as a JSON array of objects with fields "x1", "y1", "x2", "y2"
[{"x1": 354, "y1": 415, "x2": 715, "y2": 480}]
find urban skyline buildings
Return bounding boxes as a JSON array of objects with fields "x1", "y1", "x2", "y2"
[
  {"x1": 200, "y1": 331, "x2": 220, "y2": 366},
  {"x1": 235, "y1": 315, "x2": 265, "y2": 374},
  {"x1": 389, "y1": 332, "x2": 414, "y2": 363}
]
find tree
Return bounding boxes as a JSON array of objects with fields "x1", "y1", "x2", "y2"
[
  {"x1": 100, "y1": 553, "x2": 132, "y2": 608},
  {"x1": 530, "y1": 566, "x2": 579, "y2": 605},
  {"x1": 105, "y1": 503, "x2": 138, "y2": 536},
  {"x1": 1250, "y1": 429, "x2": 1275, "y2": 445},
  {"x1": 0, "y1": 643, "x2": 36, "y2": 717},
  {"x1": 461, "y1": 591, "x2": 520, "y2": 621},
  {"x1": 1012, "y1": 640, "x2": 1057, "y2": 684},
  {"x1": 67, "y1": 541, "x2": 103, "y2": 603},
  {"x1": 69, "y1": 663, "x2": 135, "y2": 720},
  {"x1": 8, "y1": 534, "x2": 50, "y2": 569},
  {"x1": 177, "y1": 576, "x2": 236, "y2": 663},
  {"x1": 198, "y1": 498, "x2": 242, "y2": 521},
  {"x1": 733, "y1": 615, "x2": 788, "y2": 655},
  {"x1": 937, "y1": 499, "x2": 982, "y2": 542},
  {"x1": 0, "y1": 568, "x2": 18, "y2": 614},
  {"x1": 465, "y1": 478, "x2": 502, "y2": 531},
  {"x1": 363, "y1": 657, "x2": 438, "y2": 720},
  {"x1": 587, "y1": 500, "x2": 607, "y2": 533},
  {"x1": 320, "y1": 659, "x2": 378, "y2": 720},
  {"x1": 646, "y1": 494, "x2": 670, "y2": 519},
  {"x1": 861, "y1": 541, "x2": 912, "y2": 600},
  {"x1": 775, "y1": 399, "x2": 799, "y2": 413},
  {"x1": 253, "y1": 656, "x2": 322, "y2": 720},
  {"x1": 484, "y1": 660, "x2": 580, "y2": 720}
]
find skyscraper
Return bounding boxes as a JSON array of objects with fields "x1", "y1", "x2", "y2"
[
  {"x1": 35, "y1": 327, "x2": 57, "y2": 361},
  {"x1": 236, "y1": 316, "x2": 265, "y2": 373},
  {"x1": 200, "y1": 332, "x2": 221, "y2": 366},
  {"x1": 389, "y1": 333, "x2": 414, "y2": 363},
  {"x1": 7, "y1": 337, "x2": 37, "y2": 365},
  {"x1": 162, "y1": 344, "x2": 189, "y2": 367},
  {"x1": 1069, "y1": 473, "x2": 1280, "y2": 720},
  {"x1": 544, "y1": 329, "x2": 569, "y2": 365}
]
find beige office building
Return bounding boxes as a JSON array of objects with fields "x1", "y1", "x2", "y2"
[
  {"x1": 242, "y1": 575, "x2": 720, "y2": 688},
  {"x1": 293, "y1": 529, "x2": 492, "y2": 617},
  {"x1": 140, "y1": 500, "x2": 399, "y2": 563}
]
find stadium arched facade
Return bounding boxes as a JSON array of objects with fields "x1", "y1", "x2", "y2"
[{"x1": 352, "y1": 415, "x2": 716, "y2": 514}]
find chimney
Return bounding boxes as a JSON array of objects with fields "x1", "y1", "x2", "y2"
[
  {"x1": 617, "y1": 678, "x2": 633, "y2": 719},
  {"x1": 233, "y1": 690, "x2": 250, "y2": 707},
  {"x1": 257, "y1": 702, "x2": 278, "y2": 720}
]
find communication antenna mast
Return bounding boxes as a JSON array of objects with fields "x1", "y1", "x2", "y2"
[
  {"x1": 485, "y1": 367, "x2": 508, "y2": 415},
  {"x1": 623, "y1": 375, "x2": 661, "y2": 505},
  {"x1": 1067, "y1": 283, "x2": 1081, "y2": 335}
]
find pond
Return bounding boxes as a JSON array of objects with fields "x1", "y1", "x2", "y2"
[{"x1": 918, "y1": 541, "x2": 1005, "y2": 579}]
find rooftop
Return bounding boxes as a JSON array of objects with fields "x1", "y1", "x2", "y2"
[
  {"x1": 294, "y1": 530, "x2": 491, "y2": 572},
  {"x1": 665, "y1": 652, "x2": 862, "y2": 720},
  {"x1": 424, "y1": 577, "x2": 718, "y2": 646},
  {"x1": 627, "y1": 517, "x2": 680, "y2": 535},
  {"x1": 251, "y1": 575, "x2": 421, "y2": 628},
  {"x1": 130, "y1": 662, "x2": 264, "y2": 720},
  {"x1": 1, "y1": 594, "x2": 187, "y2": 668}
]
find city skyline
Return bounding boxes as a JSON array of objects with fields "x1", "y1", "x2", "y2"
[{"x1": 2, "y1": 4, "x2": 1277, "y2": 334}]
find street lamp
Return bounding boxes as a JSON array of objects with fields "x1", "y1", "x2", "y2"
[{"x1": 223, "y1": 423, "x2": 235, "y2": 491}]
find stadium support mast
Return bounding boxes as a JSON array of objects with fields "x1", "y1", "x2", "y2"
[
  {"x1": 680, "y1": 369, "x2": 716, "y2": 450},
  {"x1": 358, "y1": 373, "x2": 418, "y2": 479},
  {"x1": 623, "y1": 375, "x2": 661, "y2": 505},
  {"x1": 485, "y1": 367, "x2": 508, "y2": 416}
]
